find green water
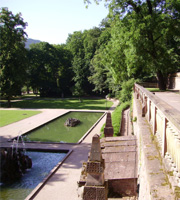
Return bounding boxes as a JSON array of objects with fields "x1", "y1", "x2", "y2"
[
  {"x1": 0, "y1": 151, "x2": 66, "y2": 200},
  {"x1": 24, "y1": 112, "x2": 103, "y2": 143}
]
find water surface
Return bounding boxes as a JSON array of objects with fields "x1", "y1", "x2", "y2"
[
  {"x1": 0, "y1": 151, "x2": 66, "y2": 200},
  {"x1": 24, "y1": 112, "x2": 103, "y2": 143}
]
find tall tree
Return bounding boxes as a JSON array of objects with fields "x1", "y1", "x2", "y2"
[
  {"x1": 0, "y1": 8, "x2": 28, "y2": 107},
  {"x1": 53, "y1": 44, "x2": 74, "y2": 96},
  {"x1": 85, "y1": 0, "x2": 180, "y2": 90},
  {"x1": 88, "y1": 26, "x2": 112, "y2": 94},
  {"x1": 28, "y1": 42, "x2": 73, "y2": 97},
  {"x1": 66, "y1": 29, "x2": 101, "y2": 97},
  {"x1": 66, "y1": 31, "x2": 86, "y2": 98}
]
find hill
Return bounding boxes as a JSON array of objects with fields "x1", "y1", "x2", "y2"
[{"x1": 25, "y1": 38, "x2": 41, "y2": 49}]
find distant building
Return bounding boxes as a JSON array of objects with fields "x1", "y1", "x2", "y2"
[{"x1": 168, "y1": 72, "x2": 180, "y2": 90}]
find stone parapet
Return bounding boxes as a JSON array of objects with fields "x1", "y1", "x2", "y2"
[
  {"x1": 134, "y1": 83, "x2": 180, "y2": 188},
  {"x1": 133, "y1": 92, "x2": 176, "y2": 199}
]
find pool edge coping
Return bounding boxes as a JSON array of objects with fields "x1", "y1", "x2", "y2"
[
  {"x1": 77, "y1": 111, "x2": 107, "y2": 144},
  {"x1": 25, "y1": 149, "x2": 73, "y2": 200},
  {"x1": 9, "y1": 110, "x2": 106, "y2": 145}
]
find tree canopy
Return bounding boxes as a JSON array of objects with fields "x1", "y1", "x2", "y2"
[
  {"x1": 0, "y1": 8, "x2": 28, "y2": 106},
  {"x1": 28, "y1": 42, "x2": 73, "y2": 97},
  {"x1": 85, "y1": 0, "x2": 180, "y2": 90},
  {"x1": 66, "y1": 28, "x2": 102, "y2": 97},
  {"x1": 1, "y1": 2, "x2": 179, "y2": 103}
]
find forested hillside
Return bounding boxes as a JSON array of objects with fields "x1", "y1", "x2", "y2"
[{"x1": 25, "y1": 38, "x2": 41, "y2": 49}]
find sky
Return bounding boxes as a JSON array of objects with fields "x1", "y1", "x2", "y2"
[{"x1": 1, "y1": 0, "x2": 109, "y2": 44}]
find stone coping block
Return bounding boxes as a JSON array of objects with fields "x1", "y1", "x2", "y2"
[
  {"x1": 101, "y1": 136, "x2": 136, "y2": 142},
  {"x1": 101, "y1": 140, "x2": 136, "y2": 147}
]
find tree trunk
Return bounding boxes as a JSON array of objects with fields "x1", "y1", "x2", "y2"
[
  {"x1": 79, "y1": 97, "x2": 82, "y2": 103},
  {"x1": 156, "y1": 71, "x2": 167, "y2": 90},
  {"x1": 7, "y1": 96, "x2": 11, "y2": 108},
  {"x1": 27, "y1": 85, "x2": 30, "y2": 94}
]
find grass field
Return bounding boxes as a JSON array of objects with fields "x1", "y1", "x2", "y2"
[
  {"x1": 1, "y1": 98, "x2": 113, "y2": 110},
  {"x1": 0, "y1": 98, "x2": 113, "y2": 126},
  {"x1": 0, "y1": 110, "x2": 41, "y2": 127},
  {"x1": 146, "y1": 88, "x2": 163, "y2": 92}
]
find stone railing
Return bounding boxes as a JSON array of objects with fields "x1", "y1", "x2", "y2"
[{"x1": 134, "y1": 83, "x2": 180, "y2": 186}]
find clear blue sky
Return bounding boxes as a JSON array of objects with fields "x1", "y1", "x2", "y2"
[{"x1": 1, "y1": 0, "x2": 109, "y2": 44}]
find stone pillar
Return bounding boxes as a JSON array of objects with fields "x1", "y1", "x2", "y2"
[
  {"x1": 104, "y1": 112, "x2": 114, "y2": 137},
  {"x1": 142, "y1": 96, "x2": 147, "y2": 117},
  {"x1": 105, "y1": 112, "x2": 112, "y2": 127},
  {"x1": 162, "y1": 117, "x2": 167, "y2": 156},
  {"x1": 148, "y1": 100, "x2": 151, "y2": 122},
  {"x1": 153, "y1": 106, "x2": 157, "y2": 135},
  {"x1": 83, "y1": 134, "x2": 108, "y2": 200}
]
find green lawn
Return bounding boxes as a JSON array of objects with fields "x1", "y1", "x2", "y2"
[
  {"x1": 146, "y1": 88, "x2": 163, "y2": 92},
  {"x1": 0, "y1": 110, "x2": 41, "y2": 127},
  {"x1": 146, "y1": 88, "x2": 180, "y2": 95},
  {"x1": 1, "y1": 98, "x2": 113, "y2": 110},
  {"x1": 0, "y1": 98, "x2": 113, "y2": 126}
]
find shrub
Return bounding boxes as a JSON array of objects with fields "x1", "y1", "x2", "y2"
[
  {"x1": 119, "y1": 78, "x2": 135, "y2": 103},
  {"x1": 112, "y1": 101, "x2": 131, "y2": 136},
  {"x1": 101, "y1": 101, "x2": 131, "y2": 137}
]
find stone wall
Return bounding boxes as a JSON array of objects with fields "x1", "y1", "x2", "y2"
[
  {"x1": 169, "y1": 72, "x2": 180, "y2": 90},
  {"x1": 134, "y1": 83, "x2": 180, "y2": 182},
  {"x1": 133, "y1": 93, "x2": 176, "y2": 200}
]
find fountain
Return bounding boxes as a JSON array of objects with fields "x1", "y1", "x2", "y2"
[
  {"x1": 64, "y1": 118, "x2": 80, "y2": 127},
  {"x1": 0, "y1": 132, "x2": 67, "y2": 200},
  {"x1": 0, "y1": 134, "x2": 32, "y2": 183}
]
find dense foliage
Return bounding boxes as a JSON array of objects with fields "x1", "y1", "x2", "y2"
[
  {"x1": 112, "y1": 101, "x2": 131, "y2": 136},
  {"x1": 1, "y1": 1, "x2": 179, "y2": 104},
  {"x1": 0, "y1": 8, "x2": 28, "y2": 106},
  {"x1": 28, "y1": 42, "x2": 73, "y2": 97},
  {"x1": 85, "y1": 0, "x2": 180, "y2": 90}
]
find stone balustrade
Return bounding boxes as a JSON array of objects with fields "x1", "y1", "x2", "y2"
[{"x1": 134, "y1": 83, "x2": 180, "y2": 186}]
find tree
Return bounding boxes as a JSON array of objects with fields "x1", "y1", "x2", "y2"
[
  {"x1": 66, "y1": 29, "x2": 102, "y2": 97},
  {"x1": 88, "y1": 26, "x2": 112, "y2": 94},
  {"x1": 85, "y1": 0, "x2": 180, "y2": 90},
  {"x1": 66, "y1": 31, "x2": 86, "y2": 98},
  {"x1": 53, "y1": 44, "x2": 74, "y2": 96},
  {"x1": 0, "y1": 8, "x2": 28, "y2": 107},
  {"x1": 28, "y1": 42, "x2": 73, "y2": 97}
]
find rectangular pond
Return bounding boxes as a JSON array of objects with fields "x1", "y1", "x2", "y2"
[
  {"x1": 23, "y1": 111, "x2": 104, "y2": 143},
  {"x1": 0, "y1": 150, "x2": 67, "y2": 200}
]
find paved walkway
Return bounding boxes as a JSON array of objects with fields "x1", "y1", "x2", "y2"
[
  {"x1": 120, "y1": 108, "x2": 132, "y2": 136},
  {"x1": 154, "y1": 91, "x2": 180, "y2": 112},
  {"x1": 32, "y1": 101, "x2": 119, "y2": 200},
  {"x1": 0, "y1": 109, "x2": 68, "y2": 142},
  {"x1": 0, "y1": 99, "x2": 119, "y2": 200}
]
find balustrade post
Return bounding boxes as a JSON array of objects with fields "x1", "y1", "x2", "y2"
[
  {"x1": 148, "y1": 100, "x2": 151, "y2": 122},
  {"x1": 137, "y1": 91, "x2": 139, "y2": 99},
  {"x1": 162, "y1": 118, "x2": 167, "y2": 156},
  {"x1": 153, "y1": 106, "x2": 157, "y2": 135},
  {"x1": 142, "y1": 96, "x2": 147, "y2": 117}
]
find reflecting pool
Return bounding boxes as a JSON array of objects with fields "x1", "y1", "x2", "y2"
[{"x1": 24, "y1": 112, "x2": 104, "y2": 143}]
